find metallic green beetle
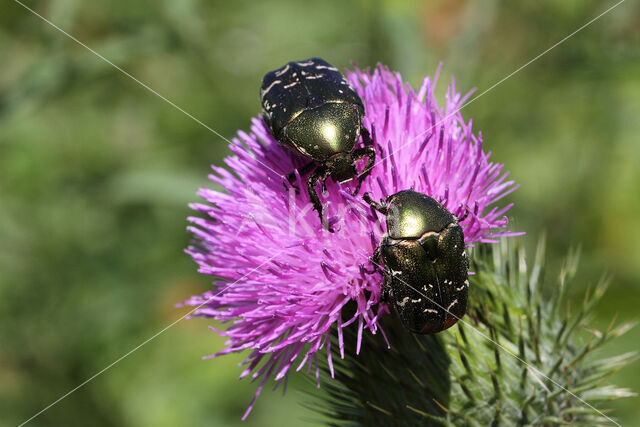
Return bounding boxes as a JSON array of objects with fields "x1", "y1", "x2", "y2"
[
  {"x1": 365, "y1": 190, "x2": 469, "y2": 334},
  {"x1": 261, "y1": 58, "x2": 375, "y2": 231}
]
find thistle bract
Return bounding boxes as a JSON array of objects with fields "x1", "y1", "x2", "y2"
[{"x1": 181, "y1": 63, "x2": 520, "y2": 417}]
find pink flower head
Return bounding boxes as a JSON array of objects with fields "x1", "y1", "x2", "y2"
[{"x1": 181, "y1": 63, "x2": 520, "y2": 418}]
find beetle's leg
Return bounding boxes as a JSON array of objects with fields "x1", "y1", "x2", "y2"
[
  {"x1": 371, "y1": 245, "x2": 384, "y2": 273},
  {"x1": 307, "y1": 165, "x2": 333, "y2": 232},
  {"x1": 283, "y1": 161, "x2": 316, "y2": 193},
  {"x1": 457, "y1": 208, "x2": 470, "y2": 223},
  {"x1": 363, "y1": 244, "x2": 391, "y2": 305},
  {"x1": 361, "y1": 263, "x2": 375, "y2": 274},
  {"x1": 361, "y1": 245, "x2": 383, "y2": 274},
  {"x1": 360, "y1": 126, "x2": 373, "y2": 147},
  {"x1": 380, "y1": 271, "x2": 393, "y2": 304},
  {"x1": 351, "y1": 147, "x2": 376, "y2": 195},
  {"x1": 371, "y1": 245, "x2": 382, "y2": 266},
  {"x1": 363, "y1": 192, "x2": 388, "y2": 214}
]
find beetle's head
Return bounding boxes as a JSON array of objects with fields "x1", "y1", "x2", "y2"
[{"x1": 326, "y1": 152, "x2": 357, "y2": 183}]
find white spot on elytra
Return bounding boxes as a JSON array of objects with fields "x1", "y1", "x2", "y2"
[
  {"x1": 446, "y1": 299, "x2": 458, "y2": 313},
  {"x1": 274, "y1": 64, "x2": 290, "y2": 76},
  {"x1": 261, "y1": 79, "x2": 281, "y2": 96},
  {"x1": 397, "y1": 297, "x2": 410, "y2": 307}
]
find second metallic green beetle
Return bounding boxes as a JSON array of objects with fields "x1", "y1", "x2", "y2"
[{"x1": 365, "y1": 190, "x2": 469, "y2": 334}]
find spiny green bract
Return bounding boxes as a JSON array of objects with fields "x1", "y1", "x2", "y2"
[{"x1": 311, "y1": 237, "x2": 636, "y2": 426}]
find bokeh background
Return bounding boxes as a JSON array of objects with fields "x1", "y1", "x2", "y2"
[{"x1": 1, "y1": 0, "x2": 639, "y2": 425}]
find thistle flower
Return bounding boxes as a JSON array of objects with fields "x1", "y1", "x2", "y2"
[{"x1": 181, "y1": 63, "x2": 519, "y2": 418}]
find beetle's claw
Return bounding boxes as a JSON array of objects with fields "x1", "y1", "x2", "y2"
[
  {"x1": 322, "y1": 221, "x2": 336, "y2": 233},
  {"x1": 322, "y1": 215, "x2": 340, "y2": 233},
  {"x1": 352, "y1": 180, "x2": 362, "y2": 196}
]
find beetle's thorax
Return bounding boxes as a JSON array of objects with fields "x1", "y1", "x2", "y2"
[
  {"x1": 326, "y1": 152, "x2": 357, "y2": 183},
  {"x1": 284, "y1": 102, "x2": 361, "y2": 162},
  {"x1": 386, "y1": 190, "x2": 455, "y2": 239}
]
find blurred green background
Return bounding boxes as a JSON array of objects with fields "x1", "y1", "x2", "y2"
[{"x1": 1, "y1": 0, "x2": 638, "y2": 425}]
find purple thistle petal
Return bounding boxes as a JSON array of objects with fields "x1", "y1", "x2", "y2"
[{"x1": 182, "y1": 62, "x2": 520, "y2": 416}]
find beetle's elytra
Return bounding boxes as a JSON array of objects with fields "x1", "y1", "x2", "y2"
[
  {"x1": 365, "y1": 190, "x2": 469, "y2": 334},
  {"x1": 261, "y1": 58, "x2": 375, "y2": 231}
]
